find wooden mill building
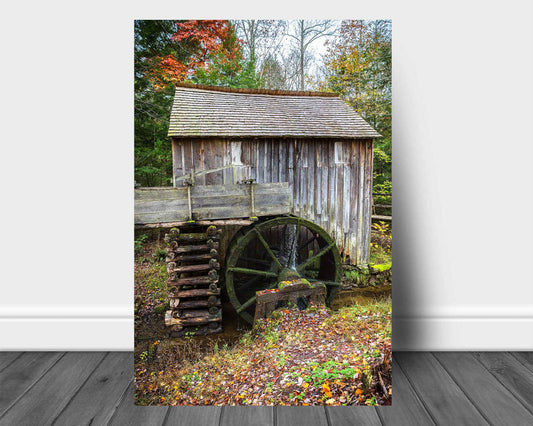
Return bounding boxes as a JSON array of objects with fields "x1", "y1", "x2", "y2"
[{"x1": 168, "y1": 83, "x2": 381, "y2": 265}]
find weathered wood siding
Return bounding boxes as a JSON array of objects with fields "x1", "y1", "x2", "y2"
[
  {"x1": 135, "y1": 183, "x2": 291, "y2": 224},
  {"x1": 172, "y1": 138, "x2": 374, "y2": 265}
]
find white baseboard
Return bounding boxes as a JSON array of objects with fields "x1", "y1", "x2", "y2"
[
  {"x1": 1, "y1": 313, "x2": 532, "y2": 351},
  {"x1": 0, "y1": 318, "x2": 133, "y2": 351},
  {"x1": 393, "y1": 316, "x2": 533, "y2": 351}
]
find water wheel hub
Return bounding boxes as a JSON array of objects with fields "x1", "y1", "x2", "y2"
[{"x1": 277, "y1": 268, "x2": 301, "y2": 283}]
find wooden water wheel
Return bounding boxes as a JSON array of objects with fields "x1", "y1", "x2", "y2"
[{"x1": 225, "y1": 216, "x2": 342, "y2": 323}]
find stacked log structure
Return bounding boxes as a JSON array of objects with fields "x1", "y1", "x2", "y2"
[{"x1": 164, "y1": 224, "x2": 222, "y2": 337}]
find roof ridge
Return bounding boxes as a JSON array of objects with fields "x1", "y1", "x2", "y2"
[{"x1": 174, "y1": 82, "x2": 339, "y2": 97}]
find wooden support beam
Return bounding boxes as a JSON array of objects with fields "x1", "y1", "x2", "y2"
[
  {"x1": 372, "y1": 215, "x2": 392, "y2": 221},
  {"x1": 169, "y1": 298, "x2": 221, "y2": 309},
  {"x1": 168, "y1": 276, "x2": 214, "y2": 286},
  {"x1": 136, "y1": 219, "x2": 253, "y2": 230},
  {"x1": 172, "y1": 288, "x2": 220, "y2": 298}
]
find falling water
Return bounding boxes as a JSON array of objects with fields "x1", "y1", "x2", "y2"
[
  {"x1": 288, "y1": 224, "x2": 298, "y2": 270},
  {"x1": 279, "y1": 224, "x2": 298, "y2": 270}
]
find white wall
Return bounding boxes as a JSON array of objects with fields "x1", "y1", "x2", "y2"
[{"x1": 0, "y1": 0, "x2": 531, "y2": 350}]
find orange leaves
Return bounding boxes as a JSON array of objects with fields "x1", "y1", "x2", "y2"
[
  {"x1": 145, "y1": 55, "x2": 189, "y2": 90},
  {"x1": 322, "y1": 382, "x2": 333, "y2": 398},
  {"x1": 135, "y1": 300, "x2": 391, "y2": 406},
  {"x1": 145, "y1": 20, "x2": 241, "y2": 90},
  {"x1": 172, "y1": 20, "x2": 230, "y2": 54}
]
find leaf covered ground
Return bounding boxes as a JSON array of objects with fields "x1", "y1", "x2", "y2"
[{"x1": 135, "y1": 301, "x2": 391, "y2": 406}]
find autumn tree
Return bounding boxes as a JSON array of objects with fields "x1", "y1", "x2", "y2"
[
  {"x1": 321, "y1": 20, "x2": 392, "y2": 199},
  {"x1": 192, "y1": 23, "x2": 260, "y2": 88},
  {"x1": 134, "y1": 20, "x2": 180, "y2": 186},
  {"x1": 134, "y1": 20, "x2": 261, "y2": 186}
]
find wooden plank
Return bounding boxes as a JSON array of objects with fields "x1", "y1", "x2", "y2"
[
  {"x1": 136, "y1": 200, "x2": 290, "y2": 221},
  {"x1": 396, "y1": 352, "x2": 489, "y2": 425},
  {"x1": 184, "y1": 141, "x2": 194, "y2": 182},
  {"x1": 277, "y1": 406, "x2": 327, "y2": 426},
  {"x1": 372, "y1": 215, "x2": 392, "y2": 221},
  {"x1": 342, "y1": 156, "x2": 351, "y2": 241},
  {"x1": 135, "y1": 183, "x2": 291, "y2": 224},
  {"x1": 302, "y1": 142, "x2": 309, "y2": 218},
  {"x1": 138, "y1": 182, "x2": 290, "y2": 198},
  {"x1": 328, "y1": 142, "x2": 336, "y2": 229},
  {"x1": 221, "y1": 406, "x2": 273, "y2": 426},
  {"x1": 349, "y1": 142, "x2": 359, "y2": 247},
  {"x1": 473, "y1": 352, "x2": 533, "y2": 414},
  {"x1": 257, "y1": 141, "x2": 265, "y2": 183},
  {"x1": 250, "y1": 141, "x2": 258, "y2": 181},
  {"x1": 0, "y1": 352, "x2": 105, "y2": 425},
  {"x1": 172, "y1": 140, "x2": 181, "y2": 180},
  {"x1": 513, "y1": 352, "x2": 533, "y2": 372},
  {"x1": 166, "y1": 406, "x2": 221, "y2": 425},
  {"x1": 109, "y1": 381, "x2": 168, "y2": 426},
  {"x1": 377, "y1": 358, "x2": 435, "y2": 426},
  {"x1": 434, "y1": 352, "x2": 533, "y2": 424},
  {"x1": 279, "y1": 141, "x2": 288, "y2": 184},
  {"x1": 293, "y1": 140, "x2": 301, "y2": 216},
  {"x1": 272, "y1": 140, "x2": 279, "y2": 183},
  {"x1": 0, "y1": 352, "x2": 63, "y2": 417},
  {"x1": 0, "y1": 352, "x2": 21, "y2": 373},
  {"x1": 356, "y1": 142, "x2": 366, "y2": 264},
  {"x1": 264, "y1": 139, "x2": 270, "y2": 184},
  {"x1": 315, "y1": 142, "x2": 322, "y2": 218},
  {"x1": 363, "y1": 141, "x2": 374, "y2": 263},
  {"x1": 53, "y1": 352, "x2": 132, "y2": 426},
  {"x1": 136, "y1": 219, "x2": 253, "y2": 229},
  {"x1": 136, "y1": 182, "x2": 291, "y2": 202},
  {"x1": 326, "y1": 406, "x2": 381, "y2": 425},
  {"x1": 335, "y1": 163, "x2": 344, "y2": 252},
  {"x1": 288, "y1": 140, "x2": 294, "y2": 204},
  {"x1": 197, "y1": 140, "x2": 206, "y2": 185}
]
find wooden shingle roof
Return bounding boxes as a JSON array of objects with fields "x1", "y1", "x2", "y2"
[{"x1": 168, "y1": 84, "x2": 381, "y2": 139}]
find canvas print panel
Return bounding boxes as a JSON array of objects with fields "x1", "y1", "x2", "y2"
[{"x1": 134, "y1": 19, "x2": 392, "y2": 406}]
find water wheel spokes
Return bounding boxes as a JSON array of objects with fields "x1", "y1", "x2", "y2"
[{"x1": 225, "y1": 216, "x2": 342, "y2": 323}]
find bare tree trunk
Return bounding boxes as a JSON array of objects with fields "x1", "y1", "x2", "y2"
[{"x1": 300, "y1": 20, "x2": 305, "y2": 90}]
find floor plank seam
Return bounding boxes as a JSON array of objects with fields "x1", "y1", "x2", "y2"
[
  {"x1": 430, "y1": 353, "x2": 493, "y2": 426},
  {"x1": 160, "y1": 406, "x2": 171, "y2": 426},
  {"x1": 473, "y1": 352, "x2": 533, "y2": 417},
  {"x1": 105, "y1": 378, "x2": 133, "y2": 426},
  {"x1": 0, "y1": 352, "x2": 67, "y2": 422},
  {"x1": 0, "y1": 352, "x2": 23, "y2": 375},
  {"x1": 395, "y1": 355, "x2": 438, "y2": 426},
  {"x1": 324, "y1": 406, "x2": 332, "y2": 426},
  {"x1": 217, "y1": 404, "x2": 225, "y2": 426},
  {"x1": 272, "y1": 405, "x2": 277, "y2": 426},
  {"x1": 374, "y1": 406, "x2": 385, "y2": 425},
  {"x1": 509, "y1": 352, "x2": 533, "y2": 375},
  {"x1": 50, "y1": 352, "x2": 110, "y2": 426}
]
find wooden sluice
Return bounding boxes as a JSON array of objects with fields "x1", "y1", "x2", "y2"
[{"x1": 254, "y1": 279, "x2": 327, "y2": 322}]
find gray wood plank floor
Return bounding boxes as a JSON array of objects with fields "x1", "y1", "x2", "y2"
[{"x1": 0, "y1": 352, "x2": 531, "y2": 426}]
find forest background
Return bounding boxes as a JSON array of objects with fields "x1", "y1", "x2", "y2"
[{"x1": 135, "y1": 20, "x2": 391, "y2": 200}]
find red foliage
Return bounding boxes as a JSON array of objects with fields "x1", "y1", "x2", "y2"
[{"x1": 146, "y1": 20, "x2": 241, "y2": 90}]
